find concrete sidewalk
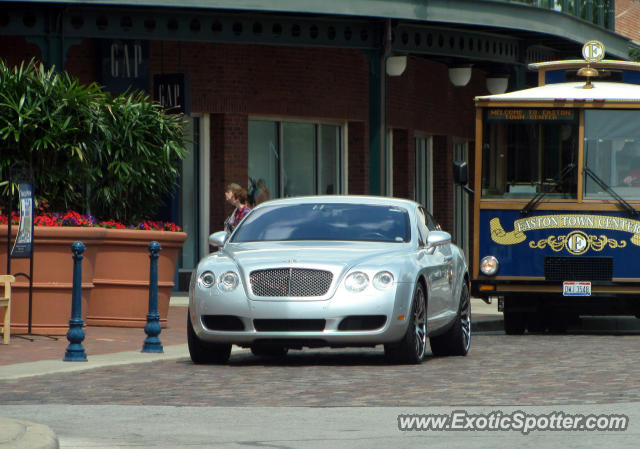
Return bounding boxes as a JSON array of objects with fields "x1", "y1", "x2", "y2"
[{"x1": 0, "y1": 295, "x2": 502, "y2": 448}]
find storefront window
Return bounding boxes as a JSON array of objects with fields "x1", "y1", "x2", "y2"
[
  {"x1": 319, "y1": 124, "x2": 340, "y2": 195},
  {"x1": 249, "y1": 119, "x2": 343, "y2": 200},
  {"x1": 283, "y1": 122, "x2": 315, "y2": 196},
  {"x1": 248, "y1": 120, "x2": 279, "y2": 200},
  {"x1": 414, "y1": 136, "x2": 432, "y2": 212}
]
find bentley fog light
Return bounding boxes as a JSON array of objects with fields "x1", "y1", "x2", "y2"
[
  {"x1": 373, "y1": 271, "x2": 394, "y2": 290},
  {"x1": 198, "y1": 271, "x2": 216, "y2": 288},
  {"x1": 219, "y1": 271, "x2": 240, "y2": 292},
  {"x1": 345, "y1": 271, "x2": 369, "y2": 292},
  {"x1": 480, "y1": 256, "x2": 499, "y2": 276}
]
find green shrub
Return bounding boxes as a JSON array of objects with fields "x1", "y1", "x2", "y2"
[
  {"x1": 90, "y1": 91, "x2": 187, "y2": 223},
  {"x1": 0, "y1": 58, "x2": 187, "y2": 224},
  {"x1": 0, "y1": 59, "x2": 103, "y2": 211}
]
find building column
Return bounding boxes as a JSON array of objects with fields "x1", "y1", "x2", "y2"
[
  {"x1": 432, "y1": 135, "x2": 454, "y2": 233},
  {"x1": 347, "y1": 121, "x2": 369, "y2": 195},
  {"x1": 365, "y1": 49, "x2": 384, "y2": 196},
  {"x1": 392, "y1": 128, "x2": 414, "y2": 200},
  {"x1": 209, "y1": 112, "x2": 249, "y2": 234}
]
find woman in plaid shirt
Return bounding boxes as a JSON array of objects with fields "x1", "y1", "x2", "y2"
[{"x1": 224, "y1": 184, "x2": 252, "y2": 233}]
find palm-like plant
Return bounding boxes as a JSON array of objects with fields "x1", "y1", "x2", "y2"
[
  {"x1": 0, "y1": 58, "x2": 187, "y2": 224},
  {"x1": 0, "y1": 59, "x2": 104, "y2": 211},
  {"x1": 90, "y1": 91, "x2": 187, "y2": 223}
]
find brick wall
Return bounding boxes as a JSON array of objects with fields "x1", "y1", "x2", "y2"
[
  {"x1": 65, "y1": 39, "x2": 99, "y2": 85},
  {"x1": 1, "y1": 37, "x2": 482, "y2": 239},
  {"x1": 210, "y1": 113, "x2": 249, "y2": 233},
  {"x1": 432, "y1": 135, "x2": 454, "y2": 234},
  {"x1": 616, "y1": 0, "x2": 640, "y2": 41},
  {"x1": 387, "y1": 57, "x2": 480, "y2": 140},
  {"x1": 392, "y1": 128, "x2": 413, "y2": 199},
  {"x1": 147, "y1": 42, "x2": 374, "y2": 229},
  {"x1": 347, "y1": 121, "x2": 368, "y2": 195},
  {"x1": 0, "y1": 36, "x2": 40, "y2": 67}
]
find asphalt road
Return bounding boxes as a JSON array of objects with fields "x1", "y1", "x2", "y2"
[{"x1": 2, "y1": 323, "x2": 640, "y2": 448}]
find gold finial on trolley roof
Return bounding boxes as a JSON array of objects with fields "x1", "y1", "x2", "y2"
[{"x1": 577, "y1": 40, "x2": 605, "y2": 89}]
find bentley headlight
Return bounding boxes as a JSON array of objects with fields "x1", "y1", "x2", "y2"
[
  {"x1": 219, "y1": 271, "x2": 240, "y2": 292},
  {"x1": 480, "y1": 256, "x2": 499, "y2": 276},
  {"x1": 373, "y1": 271, "x2": 394, "y2": 290},
  {"x1": 345, "y1": 271, "x2": 369, "y2": 292},
  {"x1": 198, "y1": 270, "x2": 216, "y2": 288}
]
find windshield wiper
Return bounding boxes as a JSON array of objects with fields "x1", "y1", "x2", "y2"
[
  {"x1": 583, "y1": 166, "x2": 638, "y2": 218},
  {"x1": 521, "y1": 163, "x2": 576, "y2": 216}
]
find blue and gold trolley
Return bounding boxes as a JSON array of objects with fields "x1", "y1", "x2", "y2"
[{"x1": 467, "y1": 41, "x2": 640, "y2": 334}]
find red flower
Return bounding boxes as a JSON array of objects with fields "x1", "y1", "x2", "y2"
[{"x1": 1, "y1": 211, "x2": 182, "y2": 232}]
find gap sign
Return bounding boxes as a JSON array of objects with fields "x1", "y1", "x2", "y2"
[
  {"x1": 101, "y1": 40, "x2": 149, "y2": 94},
  {"x1": 153, "y1": 73, "x2": 190, "y2": 115}
]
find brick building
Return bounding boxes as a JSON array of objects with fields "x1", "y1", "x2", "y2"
[
  {"x1": 0, "y1": 1, "x2": 634, "y2": 286},
  {"x1": 616, "y1": 0, "x2": 640, "y2": 41}
]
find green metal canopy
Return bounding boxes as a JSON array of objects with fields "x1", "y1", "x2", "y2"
[{"x1": 11, "y1": 0, "x2": 632, "y2": 58}]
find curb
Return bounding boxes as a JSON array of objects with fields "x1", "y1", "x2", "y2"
[{"x1": 0, "y1": 418, "x2": 59, "y2": 449}]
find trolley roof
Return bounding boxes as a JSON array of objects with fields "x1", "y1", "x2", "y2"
[{"x1": 476, "y1": 81, "x2": 640, "y2": 104}]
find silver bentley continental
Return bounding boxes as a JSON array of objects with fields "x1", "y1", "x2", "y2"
[{"x1": 188, "y1": 196, "x2": 470, "y2": 364}]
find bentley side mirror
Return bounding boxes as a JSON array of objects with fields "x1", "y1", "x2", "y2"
[
  {"x1": 209, "y1": 231, "x2": 228, "y2": 248},
  {"x1": 425, "y1": 231, "x2": 451, "y2": 253}
]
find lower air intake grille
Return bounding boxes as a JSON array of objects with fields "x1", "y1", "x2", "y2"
[
  {"x1": 202, "y1": 315, "x2": 245, "y2": 331},
  {"x1": 253, "y1": 319, "x2": 326, "y2": 332},
  {"x1": 544, "y1": 257, "x2": 613, "y2": 281},
  {"x1": 250, "y1": 268, "x2": 333, "y2": 297},
  {"x1": 338, "y1": 315, "x2": 387, "y2": 331}
]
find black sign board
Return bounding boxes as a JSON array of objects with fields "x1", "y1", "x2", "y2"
[
  {"x1": 487, "y1": 108, "x2": 576, "y2": 122},
  {"x1": 101, "y1": 39, "x2": 150, "y2": 93},
  {"x1": 11, "y1": 183, "x2": 33, "y2": 259},
  {"x1": 154, "y1": 73, "x2": 190, "y2": 115}
]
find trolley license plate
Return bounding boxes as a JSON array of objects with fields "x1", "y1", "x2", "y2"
[{"x1": 563, "y1": 281, "x2": 591, "y2": 296}]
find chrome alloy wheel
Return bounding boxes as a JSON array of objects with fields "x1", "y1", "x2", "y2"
[
  {"x1": 414, "y1": 286, "x2": 427, "y2": 359},
  {"x1": 459, "y1": 286, "x2": 471, "y2": 353}
]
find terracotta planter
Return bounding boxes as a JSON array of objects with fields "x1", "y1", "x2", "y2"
[
  {"x1": 87, "y1": 229, "x2": 187, "y2": 328},
  {"x1": 0, "y1": 226, "x2": 106, "y2": 335}
]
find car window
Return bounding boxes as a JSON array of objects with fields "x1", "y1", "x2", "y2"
[
  {"x1": 425, "y1": 210, "x2": 441, "y2": 231},
  {"x1": 231, "y1": 203, "x2": 411, "y2": 243},
  {"x1": 416, "y1": 208, "x2": 429, "y2": 246}
]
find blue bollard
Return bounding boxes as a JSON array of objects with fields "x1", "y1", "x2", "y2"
[
  {"x1": 142, "y1": 241, "x2": 164, "y2": 353},
  {"x1": 64, "y1": 241, "x2": 87, "y2": 362}
]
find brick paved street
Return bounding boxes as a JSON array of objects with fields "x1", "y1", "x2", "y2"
[{"x1": 2, "y1": 333, "x2": 640, "y2": 407}]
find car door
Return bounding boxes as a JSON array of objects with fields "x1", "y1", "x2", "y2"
[{"x1": 416, "y1": 208, "x2": 451, "y2": 327}]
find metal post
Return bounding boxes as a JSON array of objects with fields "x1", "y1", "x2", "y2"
[
  {"x1": 142, "y1": 241, "x2": 163, "y2": 353},
  {"x1": 586, "y1": 0, "x2": 594, "y2": 22},
  {"x1": 64, "y1": 241, "x2": 87, "y2": 362},
  {"x1": 607, "y1": 0, "x2": 616, "y2": 31}
]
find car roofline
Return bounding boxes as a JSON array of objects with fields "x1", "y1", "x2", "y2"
[{"x1": 252, "y1": 195, "x2": 419, "y2": 210}]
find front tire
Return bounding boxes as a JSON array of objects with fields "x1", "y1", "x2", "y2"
[
  {"x1": 384, "y1": 282, "x2": 427, "y2": 364},
  {"x1": 430, "y1": 283, "x2": 471, "y2": 356},
  {"x1": 187, "y1": 311, "x2": 231, "y2": 364}
]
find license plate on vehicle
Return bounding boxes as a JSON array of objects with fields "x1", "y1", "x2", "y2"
[{"x1": 563, "y1": 281, "x2": 591, "y2": 296}]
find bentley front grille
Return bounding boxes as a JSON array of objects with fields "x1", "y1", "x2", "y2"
[{"x1": 249, "y1": 268, "x2": 333, "y2": 297}]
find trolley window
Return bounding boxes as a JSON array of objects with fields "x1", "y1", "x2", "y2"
[
  {"x1": 584, "y1": 110, "x2": 640, "y2": 201},
  {"x1": 481, "y1": 108, "x2": 578, "y2": 199}
]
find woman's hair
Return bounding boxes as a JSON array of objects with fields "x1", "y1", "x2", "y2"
[
  {"x1": 232, "y1": 187, "x2": 249, "y2": 204},
  {"x1": 226, "y1": 182, "x2": 242, "y2": 192}
]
